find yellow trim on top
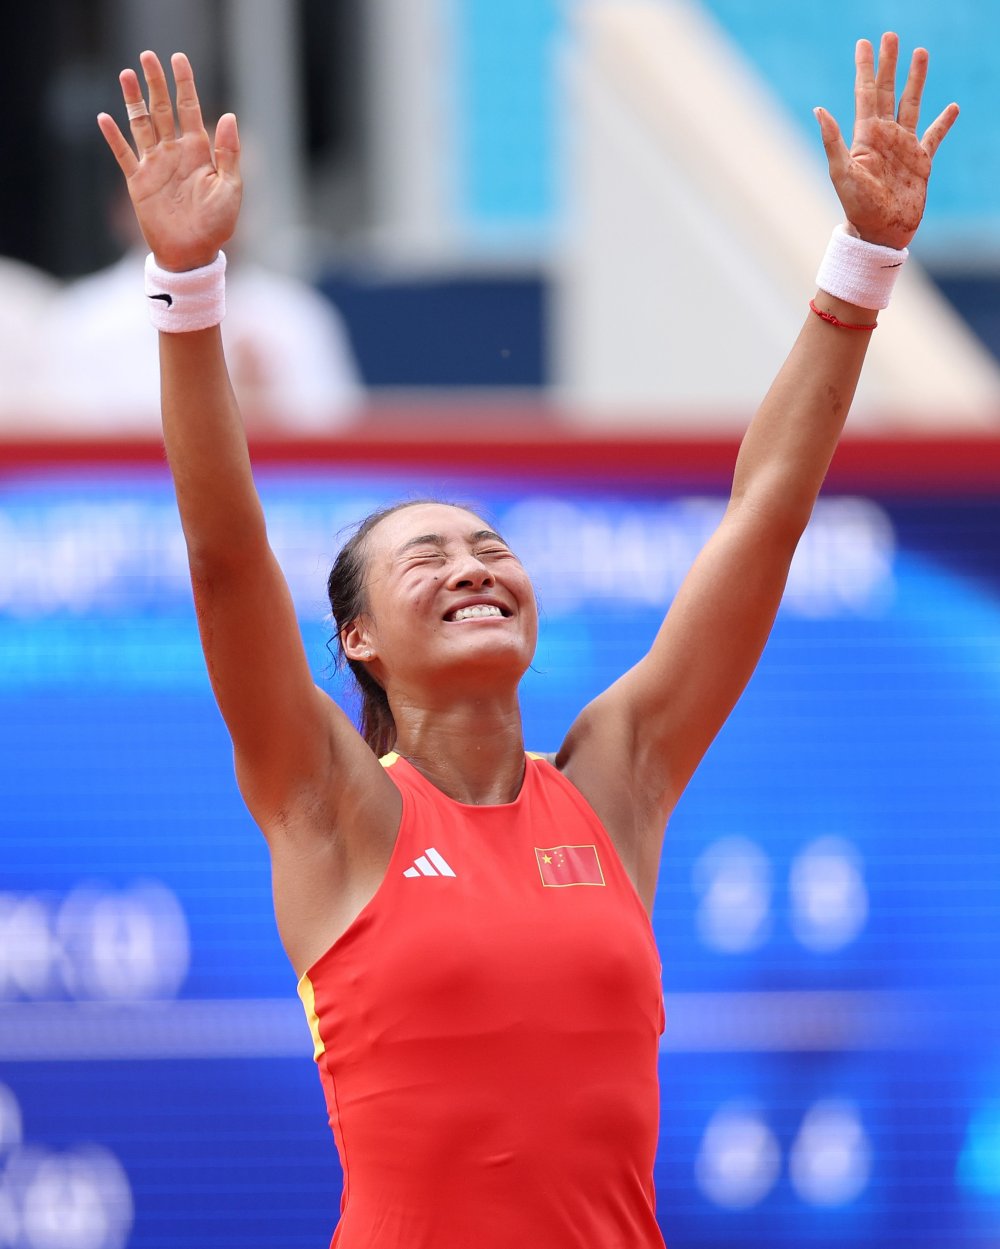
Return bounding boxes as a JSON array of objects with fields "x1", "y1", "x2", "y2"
[
  {"x1": 297, "y1": 973, "x2": 326, "y2": 1061},
  {"x1": 386, "y1": 749, "x2": 551, "y2": 766}
]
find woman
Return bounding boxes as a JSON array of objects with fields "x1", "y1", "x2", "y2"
[{"x1": 97, "y1": 34, "x2": 956, "y2": 1248}]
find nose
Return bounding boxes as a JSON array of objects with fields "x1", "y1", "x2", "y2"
[{"x1": 447, "y1": 553, "x2": 495, "y2": 590}]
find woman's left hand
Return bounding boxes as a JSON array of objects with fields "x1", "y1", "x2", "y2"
[{"x1": 815, "y1": 32, "x2": 959, "y2": 250}]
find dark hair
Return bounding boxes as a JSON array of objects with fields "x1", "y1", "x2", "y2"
[{"x1": 327, "y1": 498, "x2": 482, "y2": 757}]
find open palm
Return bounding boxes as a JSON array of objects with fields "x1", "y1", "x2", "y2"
[
  {"x1": 815, "y1": 33, "x2": 958, "y2": 250},
  {"x1": 97, "y1": 51, "x2": 242, "y2": 272}
]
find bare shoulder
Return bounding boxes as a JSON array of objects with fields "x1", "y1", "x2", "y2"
[
  {"x1": 236, "y1": 681, "x2": 401, "y2": 843},
  {"x1": 247, "y1": 687, "x2": 404, "y2": 976},
  {"x1": 555, "y1": 691, "x2": 670, "y2": 908}
]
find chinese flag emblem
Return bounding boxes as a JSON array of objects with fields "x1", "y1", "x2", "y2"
[{"x1": 535, "y1": 844, "x2": 606, "y2": 887}]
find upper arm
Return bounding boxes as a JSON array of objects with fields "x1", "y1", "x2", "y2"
[
  {"x1": 561, "y1": 500, "x2": 801, "y2": 858},
  {"x1": 189, "y1": 539, "x2": 390, "y2": 834},
  {"x1": 154, "y1": 328, "x2": 398, "y2": 850}
]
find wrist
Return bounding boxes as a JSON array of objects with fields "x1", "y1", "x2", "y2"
[
  {"x1": 144, "y1": 252, "x2": 227, "y2": 332},
  {"x1": 811, "y1": 291, "x2": 879, "y2": 324},
  {"x1": 815, "y1": 224, "x2": 907, "y2": 311},
  {"x1": 844, "y1": 219, "x2": 913, "y2": 251},
  {"x1": 151, "y1": 250, "x2": 221, "y2": 274}
]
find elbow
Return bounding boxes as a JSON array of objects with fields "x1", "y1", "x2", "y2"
[
  {"x1": 184, "y1": 513, "x2": 269, "y2": 582},
  {"x1": 729, "y1": 490, "x2": 814, "y2": 553},
  {"x1": 186, "y1": 540, "x2": 259, "y2": 591}
]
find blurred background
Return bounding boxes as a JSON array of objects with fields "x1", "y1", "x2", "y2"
[{"x1": 2, "y1": 1, "x2": 1000, "y2": 1246}]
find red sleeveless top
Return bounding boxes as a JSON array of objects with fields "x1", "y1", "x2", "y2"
[{"x1": 298, "y1": 752, "x2": 666, "y2": 1249}]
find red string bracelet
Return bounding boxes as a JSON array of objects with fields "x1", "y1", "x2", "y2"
[{"x1": 809, "y1": 297, "x2": 877, "y2": 331}]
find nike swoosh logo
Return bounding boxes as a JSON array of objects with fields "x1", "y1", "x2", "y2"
[{"x1": 148, "y1": 293, "x2": 174, "y2": 306}]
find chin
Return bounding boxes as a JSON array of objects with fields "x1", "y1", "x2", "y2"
[{"x1": 434, "y1": 635, "x2": 534, "y2": 681}]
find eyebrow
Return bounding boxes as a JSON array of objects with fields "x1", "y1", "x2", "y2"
[{"x1": 396, "y1": 529, "x2": 509, "y2": 555}]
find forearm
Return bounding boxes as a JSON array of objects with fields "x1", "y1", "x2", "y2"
[
  {"x1": 158, "y1": 327, "x2": 267, "y2": 566},
  {"x1": 727, "y1": 23, "x2": 961, "y2": 531},
  {"x1": 729, "y1": 292, "x2": 876, "y2": 528}
]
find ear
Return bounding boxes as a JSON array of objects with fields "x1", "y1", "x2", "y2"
[{"x1": 341, "y1": 618, "x2": 375, "y2": 664}]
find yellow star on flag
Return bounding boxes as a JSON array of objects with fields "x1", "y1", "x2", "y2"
[{"x1": 534, "y1": 844, "x2": 606, "y2": 887}]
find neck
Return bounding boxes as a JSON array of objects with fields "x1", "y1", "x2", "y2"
[{"x1": 390, "y1": 692, "x2": 526, "y2": 805}]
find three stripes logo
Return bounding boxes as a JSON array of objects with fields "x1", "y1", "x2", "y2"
[{"x1": 403, "y1": 847, "x2": 456, "y2": 878}]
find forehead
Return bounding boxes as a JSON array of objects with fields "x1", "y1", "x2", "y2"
[{"x1": 367, "y1": 503, "x2": 493, "y2": 557}]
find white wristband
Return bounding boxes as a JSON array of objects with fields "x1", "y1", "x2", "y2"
[
  {"x1": 144, "y1": 252, "x2": 227, "y2": 332},
  {"x1": 815, "y1": 224, "x2": 908, "y2": 311}
]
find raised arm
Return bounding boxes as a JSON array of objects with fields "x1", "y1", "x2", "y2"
[
  {"x1": 96, "y1": 54, "x2": 396, "y2": 848},
  {"x1": 559, "y1": 34, "x2": 958, "y2": 903}
]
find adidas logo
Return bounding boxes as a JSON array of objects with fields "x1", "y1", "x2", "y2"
[{"x1": 403, "y1": 848, "x2": 456, "y2": 878}]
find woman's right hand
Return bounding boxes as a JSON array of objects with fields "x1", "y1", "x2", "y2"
[{"x1": 97, "y1": 51, "x2": 242, "y2": 273}]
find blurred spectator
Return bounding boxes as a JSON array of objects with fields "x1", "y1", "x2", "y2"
[
  {"x1": 0, "y1": 257, "x2": 59, "y2": 428},
  {"x1": 32, "y1": 194, "x2": 363, "y2": 436}
]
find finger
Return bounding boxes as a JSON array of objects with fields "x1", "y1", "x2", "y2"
[
  {"x1": 897, "y1": 46, "x2": 928, "y2": 131},
  {"x1": 921, "y1": 101, "x2": 960, "y2": 161},
  {"x1": 214, "y1": 113, "x2": 242, "y2": 183},
  {"x1": 814, "y1": 107, "x2": 852, "y2": 184},
  {"x1": 854, "y1": 38, "x2": 877, "y2": 123},
  {"x1": 171, "y1": 52, "x2": 206, "y2": 137},
  {"x1": 139, "y1": 49, "x2": 177, "y2": 144},
  {"x1": 119, "y1": 68, "x2": 156, "y2": 156},
  {"x1": 874, "y1": 32, "x2": 899, "y2": 121},
  {"x1": 96, "y1": 112, "x2": 139, "y2": 179}
]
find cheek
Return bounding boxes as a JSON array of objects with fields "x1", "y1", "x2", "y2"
[
  {"x1": 525, "y1": 608, "x2": 540, "y2": 645},
  {"x1": 515, "y1": 575, "x2": 539, "y2": 618},
  {"x1": 396, "y1": 574, "x2": 443, "y2": 622}
]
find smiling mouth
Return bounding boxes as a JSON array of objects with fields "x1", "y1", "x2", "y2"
[{"x1": 446, "y1": 605, "x2": 509, "y2": 622}]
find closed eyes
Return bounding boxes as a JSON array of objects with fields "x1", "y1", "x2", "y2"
[
  {"x1": 402, "y1": 545, "x2": 513, "y2": 565},
  {"x1": 406, "y1": 547, "x2": 446, "y2": 559}
]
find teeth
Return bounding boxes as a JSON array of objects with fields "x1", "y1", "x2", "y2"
[{"x1": 451, "y1": 605, "x2": 503, "y2": 622}]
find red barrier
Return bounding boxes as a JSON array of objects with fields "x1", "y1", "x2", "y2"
[{"x1": 2, "y1": 410, "x2": 1000, "y2": 493}]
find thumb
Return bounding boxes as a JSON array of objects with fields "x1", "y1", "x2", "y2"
[
  {"x1": 214, "y1": 112, "x2": 241, "y2": 182},
  {"x1": 814, "y1": 107, "x2": 851, "y2": 184}
]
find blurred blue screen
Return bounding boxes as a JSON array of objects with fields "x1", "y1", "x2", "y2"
[{"x1": 1, "y1": 459, "x2": 999, "y2": 1247}]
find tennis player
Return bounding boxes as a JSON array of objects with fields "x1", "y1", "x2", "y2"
[{"x1": 97, "y1": 33, "x2": 956, "y2": 1248}]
